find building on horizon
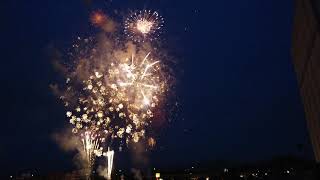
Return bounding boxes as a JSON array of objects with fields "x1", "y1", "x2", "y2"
[{"x1": 292, "y1": 0, "x2": 320, "y2": 162}]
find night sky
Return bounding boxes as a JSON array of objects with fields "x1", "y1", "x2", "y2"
[{"x1": 0, "y1": 0, "x2": 313, "y2": 174}]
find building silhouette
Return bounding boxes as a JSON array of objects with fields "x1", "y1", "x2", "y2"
[{"x1": 292, "y1": 0, "x2": 320, "y2": 162}]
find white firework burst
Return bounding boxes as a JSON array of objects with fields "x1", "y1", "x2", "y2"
[{"x1": 124, "y1": 10, "x2": 164, "y2": 42}]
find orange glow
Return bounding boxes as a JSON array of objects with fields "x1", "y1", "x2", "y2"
[
  {"x1": 90, "y1": 11, "x2": 107, "y2": 27},
  {"x1": 148, "y1": 137, "x2": 156, "y2": 147}
]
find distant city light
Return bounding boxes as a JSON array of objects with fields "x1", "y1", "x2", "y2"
[
  {"x1": 155, "y1": 172, "x2": 161, "y2": 178},
  {"x1": 286, "y1": 170, "x2": 290, "y2": 174}
]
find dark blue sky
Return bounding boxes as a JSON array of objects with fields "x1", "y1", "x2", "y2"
[{"x1": 0, "y1": 0, "x2": 313, "y2": 174}]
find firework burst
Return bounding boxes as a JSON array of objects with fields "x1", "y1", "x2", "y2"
[
  {"x1": 62, "y1": 50, "x2": 167, "y2": 151},
  {"x1": 124, "y1": 10, "x2": 164, "y2": 42},
  {"x1": 53, "y1": 23, "x2": 175, "y2": 178},
  {"x1": 57, "y1": 47, "x2": 169, "y2": 178}
]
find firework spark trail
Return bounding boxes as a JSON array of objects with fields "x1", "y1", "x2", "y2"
[
  {"x1": 106, "y1": 148, "x2": 114, "y2": 180},
  {"x1": 81, "y1": 131, "x2": 104, "y2": 172},
  {"x1": 118, "y1": 53, "x2": 160, "y2": 105}
]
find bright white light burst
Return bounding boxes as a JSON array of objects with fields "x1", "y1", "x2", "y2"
[
  {"x1": 124, "y1": 10, "x2": 164, "y2": 42},
  {"x1": 136, "y1": 19, "x2": 153, "y2": 34}
]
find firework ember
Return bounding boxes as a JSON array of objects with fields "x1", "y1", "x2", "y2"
[
  {"x1": 90, "y1": 10, "x2": 107, "y2": 27},
  {"x1": 124, "y1": 10, "x2": 164, "y2": 42}
]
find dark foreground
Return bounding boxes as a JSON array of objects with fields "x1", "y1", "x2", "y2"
[{"x1": 4, "y1": 157, "x2": 320, "y2": 180}]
